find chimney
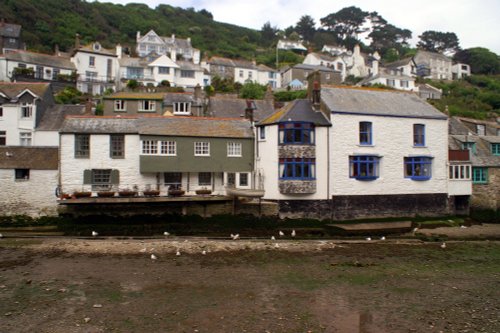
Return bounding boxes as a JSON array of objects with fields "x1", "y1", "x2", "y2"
[
  {"x1": 116, "y1": 44, "x2": 122, "y2": 59},
  {"x1": 54, "y1": 44, "x2": 59, "y2": 56},
  {"x1": 194, "y1": 84, "x2": 202, "y2": 101},
  {"x1": 187, "y1": 37, "x2": 191, "y2": 44},
  {"x1": 136, "y1": 31, "x2": 141, "y2": 41},
  {"x1": 312, "y1": 81, "x2": 320, "y2": 106},
  {"x1": 75, "y1": 34, "x2": 80, "y2": 49},
  {"x1": 307, "y1": 71, "x2": 321, "y2": 106},
  {"x1": 85, "y1": 99, "x2": 93, "y2": 115},
  {"x1": 170, "y1": 49, "x2": 177, "y2": 61},
  {"x1": 264, "y1": 84, "x2": 274, "y2": 102},
  {"x1": 244, "y1": 100, "x2": 255, "y2": 122},
  {"x1": 372, "y1": 59, "x2": 379, "y2": 76},
  {"x1": 171, "y1": 34, "x2": 175, "y2": 41}
]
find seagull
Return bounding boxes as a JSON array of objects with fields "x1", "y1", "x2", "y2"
[
  {"x1": 271, "y1": 236, "x2": 276, "y2": 240},
  {"x1": 92, "y1": 231, "x2": 98, "y2": 237},
  {"x1": 380, "y1": 236, "x2": 386, "y2": 241},
  {"x1": 176, "y1": 250, "x2": 181, "y2": 256},
  {"x1": 278, "y1": 231, "x2": 284, "y2": 237},
  {"x1": 151, "y1": 254, "x2": 157, "y2": 260},
  {"x1": 291, "y1": 230, "x2": 296, "y2": 237},
  {"x1": 163, "y1": 231, "x2": 170, "y2": 236},
  {"x1": 231, "y1": 234, "x2": 240, "y2": 240},
  {"x1": 366, "y1": 237, "x2": 371, "y2": 241},
  {"x1": 440, "y1": 242, "x2": 446, "y2": 249},
  {"x1": 202, "y1": 250, "x2": 207, "y2": 255},
  {"x1": 139, "y1": 247, "x2": 147, "y2": 253}
]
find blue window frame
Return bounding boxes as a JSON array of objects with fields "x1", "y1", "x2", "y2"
[
  {"x1": 491, "y1": 143, "x2": 500, "y2": 156},
  {"x1": 359, "y1": 122, "x2": 372, "y2": 145},
  {"x1": 279, "y1": 158, "x2": 315, "y2": 180},
  {"x1": 404, "y1": 156, "x2": 432, "y2": 180},
  {"x1": 462, "y1": 142, "x2": 476, "y2": 155},
  {"x1": 413, "y1": 124, "x2": 425, "y2": 146},
  {"x1": 279, "y1": 122, "x2": 315, "y2": 145},
  {"x1": 349, "y1": 155, "x2": 380, "y2": 180},
  {"x1": 472, "y1": 167, "x2": 488, "y2": 184},
  {"x1": 260, "y1": 127, "x2": 266, "y2": 140}
]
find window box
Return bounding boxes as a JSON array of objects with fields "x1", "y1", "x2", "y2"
[
  {"x1": 97, "y1": 191, "x2": 115, "y2": 198},
  {"x1": 143, "y1": 189, "x2": 160, "y2": 197},
  {"x1": 168, "y1": 189, "x2": 185, "y2": 197},
  {"x1": 118, "y1": 190, "x2": 137, "y2": 197},
  {"x1": 195, "y1": 188, "x2": 212, "y2": 195},
  {"x1": 73, "y1": 191, "x2": 92, "y2": 198}
]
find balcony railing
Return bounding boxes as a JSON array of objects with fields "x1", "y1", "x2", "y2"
[
  {"x1": 78, "y1": 74, "x2": 116, "y2": 84},
  {"x1": 120, "y1": 73, "x2": 155, "y2": 81}
]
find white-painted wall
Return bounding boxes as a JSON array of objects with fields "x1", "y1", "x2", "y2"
[
  {"x1": 233, "y1": 67, "x2": 259, "y2": 85},
  {"x1": 33, "y1": 131, "x2": 59, "y2": 146},
  {"x1": 0, "y1": 169, "x2": 58, "y2": 216},
  {"x1": 329, "y1": 114, "x2": 449, "y2": 196},
  {"x1": 256, "y1": 70, "x2": 280, "y2": 89},
  {"x1": 0, "y1": 103, "x2": 37, "y2": 146},
  {"x1": 174, "y1": 69, "x2": 204, "y2": 88},
  {"x1": 257, "y1": 124, "x2": 330, "y2": 200},
  {"x1": 363, "y1": 76, "x2": 416, "y2": 91},
  {"x1": 303, "y1": 54, "x2": 346, "y2": 81},
  {"x1": 0, "y1": 58, "x2": 73, "y2": 82}
]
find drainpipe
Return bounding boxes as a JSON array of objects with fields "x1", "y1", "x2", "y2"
[{"x1": 328, "y1": 124, "x2": 332, "y2": 220}]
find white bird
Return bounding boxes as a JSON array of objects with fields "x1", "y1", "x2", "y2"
[
  {"x1": 176, "y1": 250, "x2": 181, "y2": 256},
  {"x1": 271, "y1": 236, "x2": 276, "y2": 240},
  {"x1": 151, "y1": 254, "x2": 157, "y2": 260},
  {"x1": 440, "y1": 242, "x2": 446, "y2": 249},
  {"x1": 0, "y1": 233, "x2": 3, "y2": 238},
  {"x1": 278, "y1": 231, "x2": 284, "y2": 237},
  {"x1": 380, "y1": 236, "x2": 386, "y2": 241},
  {"x1": 291, "y1": 230, "x2": 296, "y2": 237},
  {"x1": 231, "y1": 234, "x2": 240, "y2": 240},
  {"x1": 202, "y1": 250, "x2": 206, "y2": 255},
  {"x1": 163, "y1": 231, "x2": 170, "y2": 236},
  {"x1": 366, "y1": 237, "x2": 371, "y2": 241},
  {"x1": 92, "y1": 231, "x2": 98, "y2": 237},
  {"x1": 139, "y1": 247, "x2": 147, "y2": 253}
]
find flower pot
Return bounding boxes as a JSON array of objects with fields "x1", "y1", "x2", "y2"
[
  {"x1": 73, "y1": 191, "x2": 91, "y2": 198},
  {"x1": 168, "y1": 189, "x2": 185, "y2": 197},
  {"x1": 97, "y1": 191, "x2": 115, "y2": 198},
  {"x1": 195, "y1": 189, "x2": 212, "y2": 195},
  {"x1": 143, "y1": 190, "x2": 160, "y2": 197},
  {"x1": 118, "y1": 191, "x2": 137, "y2": 197}
]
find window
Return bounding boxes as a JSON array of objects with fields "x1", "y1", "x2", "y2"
[
  {"x1": 227, "y1": 142, "x2": 242, "y2": 157},
  {"x1": 194, "y1": 142, "x2": 210, "y2": 156},
  {"x1": 15, "y1": 169, "x2": 30, "y2": 180},
  {"x1": 180, "y1": 70, "x2": 195, "y2": 78},
  {"x1": 476, "y1": 124, "x2": 485, "y2": 136},
  {"x1": 449, "y1": 165, "x2": 471, "y2": 180},
  {"x1": 160, "y1": 141, "x2": 176, "y2": 155},
  {"x1": 140, "y1": 44, "x2": 146, "y2": 51},
  {"x1": 492, "y1": 143, "x2": 500, "y2": 156},
  {"x1": 349, "y1": 155, "x2": 380, "y2": 180},
  {"x1": 114, "y1": 100, "x2": 126, "y2": 112},
  {"x1": 386, "y1": 79, "x2": 395, "y2": 87},
  {"x1": 227, "y1": 172, "x2": 236, "y2": 186},
  {"x1": 279, "y1": 122, "x2": 315, "y2": 145},
  {"x1": 159, "y1": 67, "x2": 170, "y2": 74},
  {"x1": 21, "y1": 103, "x2": 32, "y2": 118},
  {"x1": 139, "y1": 100, "x2": 156, "y2": 112},
  {"x1": 0, "y1": 131, "x2": 5, "y2": 145},
  {"x1": 239, "y1": 173, "x2": 249, "y2": 187},
  {"x1": 198, "y1": 172, "x2": 211, "y2": 186},
  {"x1": 472, "y1": 167, "x2": 488, "y2": 184},
  {"x1": 164, "y1": 172, "x2": 182, "y2": 187},
  {"x1": 85, "y1": 71, "x2": 97, "y2": 81},
  {"x1": 75, "y1": 134, "x2": 90, "y2": 158},
  {"x1": 248, "y1": 71, "x2": 253, "y2": 79},
  {"x1": 239, "y1": 70, "x2": 244, "y2": 78},
  {"x1": 20, "y1": 132, "x2": 32, "y2": 146},
  {"x1": 404, "y1": 156, "x2": 432, "y2": 180},
  {"x1": 52, "y1": 68, "x2": 60, "y2": 80},
  {"x1": 0, "y1": 105, "x2": 3, "y2": 117},
  {"x1": 173, "y1": 102, "x2": 191, "y2": 115},
  {"x1": 268, "y1": 72, "x2": 275, "y2": 79},
  {"x1": 359, "y1": 122, "x2": 372, "y2": 145},
  {"x1": 148, "y1": 45, "x2": 156, "y2": 52},
  {"x1": 401, "y1": 80, "x2": 409, "y2": 88},
  {"x1": 337, "y1": 63, "x2": 343, "y2": 71},
  {"x1": 91, "y1": 169, "x2": 112, "y2": 191},
  {"x1": 142, "y1": 140, "x2": 158, "y2": 154},
  {"x1": 413, "y1": 124, "x2": 425, "y2": 146},
  {"x1": 462, "y1": 142, "x2": 476, "y2": 155},
  {"x1": 279, "y1": 158, "x2": 316, "y2": 180},
  {"x1": 110, "y1": 135, "x2": 124, "y2": 158},
  {"x1": 260, "y1": 127, "x2": 266, "y2": 140},
  {"x1": 89, "y1": 56, "x2": 95, "y2": 67}
]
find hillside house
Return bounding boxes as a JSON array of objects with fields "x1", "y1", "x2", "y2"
[
  {"x1": 136, "y1": 30, "x2": 201, "y2": 64},
  {"x1": 303, "y1": 53, "x2": 347, "y2": 81},
  {"x1": 281, "y1": 64, "x2": 341, "y2": 88},
  {"x1": 413, "y1": 50, "x2": 452, "y2": 80},
  {"x1": 0, "y1": 19, "x2": 22, "y2": 53}
]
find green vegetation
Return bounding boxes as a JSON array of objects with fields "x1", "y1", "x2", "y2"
[
  {"x1": 273, "y1": 90, "x2": 307, "y2": 102},
  {"x1": 427, "y1": 75, "x2": 500, "y2": 120}
]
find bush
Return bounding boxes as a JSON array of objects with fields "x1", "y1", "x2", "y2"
[{"x1": 273, "y1": 90, "x2": 307, "y2": 101}]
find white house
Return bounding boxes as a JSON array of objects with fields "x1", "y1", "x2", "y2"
[
  {"x1": 321, "y1": 44, "x2": 348, "y2": 56},
  {"x1": 451, "y1": 63, "x2": 471, "y2": 79},
  {"x1": 357, "y1": 71, "x2": 416, "y2": 91},
  {"x1": 136, "y1": 30, "x2": 201, "y2": 64},
  {"x1": 303, "y1": 52, "x2": 347, "y2": 81},
  {"x1": 257, "y1": 64, "x2": 280, "y2": 89},
  {"x1": 341, "y1": 45, "x2": 381, "y2": 78},
  {"x1": 277, "y1": 40, "x2": 307, "y2": 52},
  {"x1": 413, "y1": 50, "x2": 453, "y2": 80}
]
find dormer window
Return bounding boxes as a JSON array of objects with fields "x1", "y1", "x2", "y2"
[
  {"x1": 279, "y1": 122, "x2": 315, "y2": 145},
  {"x1": 476, "y1": 124, "x2": 485, "y2": 136},
  {"x1": 93, "y1": 43, "x2": 100, "y2": 51},
  {"x1": 21, "y1": 103, "x2": 33, "y2": 118},
  {"x1": 173, "y1": 102, "x2": 191, "y2": 115}
]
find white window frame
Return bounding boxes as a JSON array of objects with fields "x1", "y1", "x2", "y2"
[
  {"x1": 158, "y1": 67, "x2": 170, "y2": 74},
  {"x1": 89, "y1": 56, "x2": 95, "y2": 67},
  {"x1": 173, "y1": 102, "x2": 191, "y2": 115},
  {"x1": 139, "y1": 100, "x2": 156, "y2": 112},
  {"x1": 227, "y1": 142, "x2": 242, "y2": 157},
  {"x1": 114, "y1": 100, "x2": 126, "y2": 112},
  {"x1": 449, "y1": 164, "x2": 471, "y2": 180},
  {"x1": 160, "y1": 141, "x2": 176, "y2": 156},
  {"x1": 141, "y1": 140, "x2": 158, "y2": 154},
  {"x1": 194, "y1": 142, "x2": 210, "y2": 156},
  {"x1": 20, "y1": 132, "x2": 32, "y2": 146},
  {"x1": 21, "y1": 103, "x2": 33, "y2": 118}
]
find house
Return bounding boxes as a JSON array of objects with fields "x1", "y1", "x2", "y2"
[
  {"x1": 0, "y1": 50, "x2": 76, "y2": 86},
  {"x1": 341, "y1": 45, "x2": 381, "y2": 78},
  {"x1": 383, "y1": 57, "x2": 416, "y2": 77},
  {"x1": 303, "y1": 52, "x2": 347, "y2": 81},
  {"x1": 281, "y1": 64, "x2": 341, "y2": 88},
  {"x1": 174, "y1": 60, "x2": 205, "y2": 87},
  {"x1": 71, "y1": 40, "x2": 120, "y2": 95},
  {"x1": 447, "y1": 147, "x2": 472, "y2": 215},
  {"x1": 102, "y1": 92, "x2": 166, "y2": 116},
  {"x1": 118, "y1": 56, "x2": 155, "y2": 87},
  {"x1": 0, "y1": 146, "x2": 59, "y2": 216},
  {"x1": 136, "y1": 30, "x2": 201, "y2": 64},
  {"x1": 321, "y1": 44, "x2": 348, "y2": 56},
  {"x1": 162, "y1": 90, "x2": 204, "y2": 117},
  {"x1": 449, "y1": 117, "x2": 500, "y2": 211},
  {"x1": 257, "y1": 64, "x2": 280, "y2": 89},
  {"x1": 357, "y1": 70, "x2": 416, "y2": 91},
  {"x1": 452, "y1": 63, "x2": 471, "y2": 80},
  {"x1": 416, "y1": 83, "x2": 442, "y2": 100},
  {"x1": 413, "y1": 50, "x2": 453, "y2": 80},
  {"x1": 0, "y1": 19, "x2": 22, "y2": 53},
  {"x1": 206, "y1": 94, "x2": 275, "y2": 122},
  {"x1": 276, "y1": 40, "x2": 307, "y2": 52},
  {"x1": 59, "y1": 116, "x2": 255, "y2": 197}
]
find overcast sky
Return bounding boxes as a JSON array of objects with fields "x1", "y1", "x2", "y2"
[{"x1": 103, "y1": 0, "x2": 500, "y2": 54}]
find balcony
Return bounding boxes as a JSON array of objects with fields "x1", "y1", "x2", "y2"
[
  {"x1": 78, "y1": 74, "x2": 116, "y2": 84},
  {"x1": 120, "y1": 73, "x2": 155, "y2": 81}
]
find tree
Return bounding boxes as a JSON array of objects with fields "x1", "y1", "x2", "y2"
[
  {"x1": 296, "y1": 15, "x2": 316, "y2": 43},
  {"x1": 454, "y1": 48, "x2": 500, "y2": 74},
  {"x1": 320, "y1": 6, "x2": 369, "y2": 44},
  {"x1": 239, "y1": 82, "x2": 266, "y2": 99},
  {"x1": 417, "y1": 31, "x2": 460, "y2": 55},
  {"x1": 369, "y1": 23, "x2": 411, "y2": 54},
  {"x1": 261, "y1": 21, "x2": 278, "y2": 47}
]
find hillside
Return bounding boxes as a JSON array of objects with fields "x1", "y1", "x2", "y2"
[{"x1": 0, "y1": 0, "x2": 262, "y2": 58}]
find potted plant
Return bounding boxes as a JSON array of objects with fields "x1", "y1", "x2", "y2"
[
  {"x1": 143, "y1": 189, "x2": 160, "y2": 197},
  {"x1": 73, "y1": 191, "x2": 91, "y2": 198},
  {"x1": 168, "y1": 185, "x2": 185, "y2": 197},
  {"x1": 195, "y1": 187, "x2": 212, "y2": 195},
  {"x1": 118, "y1": 188, "x2": 137, "y2": 197},
  {"x1": 97, "y1": 191, "x2": 115, "y2": 197}
]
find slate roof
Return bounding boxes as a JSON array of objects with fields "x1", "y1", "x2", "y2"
[
  {"x1": 208, "y1": 57, "x2": 256, "y2": 69},
  {"x1": 2, "y1": 51, "x2": 75, "y2": 69},
  {"x1": 0, "y1": 22, "x2": 21, "y2": 38},
  {"x1": 137, "y1": 117, "x2": 254, "y2": 138},
  {"x1": 76, "y1": 43, "x2": 117, "y2": 56},
  {"x1": 163, "y1": 92, "x2": 197, "y2": 105},
  {"x1": 60, "y1": 116, "x2": 139, "y2": 134},
  {"x1": 119, "y1": 57, "x2": 149, "y2": 68},
  {"x1": 207, "y1": 96, "x2": 275, "y2": 122},
  {"x1": 258, "y1": 99, "x2": 331, "y2": 126},
  {"x1": 103, "y1": 92, "x2": 165, "y2": 100},
  {"x1": 321, "y1": 86, "x2": 447, "y2": 119},
  {"x1": 176, "y1": 60, "x2": 204, "y2": 71},
  {"x1": 383, "y1": 57, "x2": 414, "y2": 68},
  {"x1": 0, "y1": 147, "x2": 58, "y2": 170},
  {"x1": 449, "y1": 135, "x2": 500, "y2": 167},
  {"x1": 0, "y1": 82, "x2": 51, "y2": 100},
  {"x1": 357, "y1": 72, "x2": 414, "y2": 86},
  {"x1": 308, "y1": 52, "x2": 340, "y2": 62},
  {"x1": 293, "y1": 64, "x2": 339, "y2": 72},
  {"x1": 37, "y1": 105, "x2": 89, "y2": 131}
]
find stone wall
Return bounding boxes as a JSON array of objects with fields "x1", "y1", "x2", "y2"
[{"x1": 471, "y1": 167, "x2": 499, "y2": 211}]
